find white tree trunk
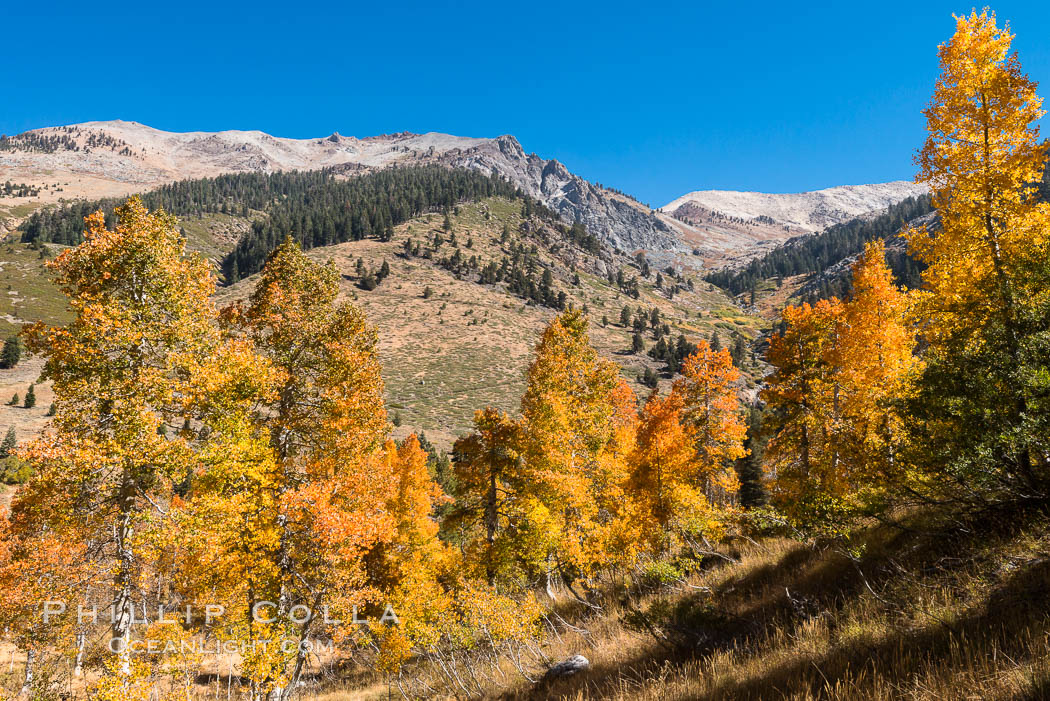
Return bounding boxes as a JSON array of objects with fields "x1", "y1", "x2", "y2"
[
  {"x1": 73, "y1": 632, "x2": 85, "y2": 676},
  {"x1": 18, "y1": 648, "x2": 34, "y2": 697}
]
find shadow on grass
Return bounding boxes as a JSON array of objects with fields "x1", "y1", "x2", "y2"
[{"x1": 517, "y1": 506, "x2": 1050, "y2": 700}]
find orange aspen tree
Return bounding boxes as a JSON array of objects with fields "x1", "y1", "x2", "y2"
[
  {"x1": 673, "y1": 340, "x2": 747, "y2": 505},
  {"x1": 763, "y1": 299, "x2": 844, "y2": 521},
  {"x1": 830, "y1": 241, "x2": 916, "y2": 487},
  {"x1": 905, "y1": 10, "x2": 1050, "y2": 494},
  {"x1": 366, "y1": 435, "x2": 450, "y2": 672},
  {"x1": 18, "y1": 198, "x2": 221, "y2": 683},
  {"x1": 628, "y1": 390, "x2": 708, "y2": 551},
  {"x1": 0, "y1": 519, "x2": 91, "y2": 695},
  {"x1": 370, "y1": 436, "x2": 448, "y2": 590}
]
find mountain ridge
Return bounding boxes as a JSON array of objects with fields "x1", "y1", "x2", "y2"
[
  {"x1": 661, "y1": 180, "x2": 929, "y2": 235},
  {"x1": 2, "y1": 121, "x2": 924, "y2": 266},
  {"x1": 1, "y1": 121, "x2": 683, "y2": 254}
]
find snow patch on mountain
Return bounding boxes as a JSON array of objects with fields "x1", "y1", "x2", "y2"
[{"x1": 662, "y1": 181, "x2": 928, "y2": 234}]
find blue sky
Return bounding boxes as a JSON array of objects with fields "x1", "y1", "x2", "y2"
[{"x1": 3, "y1": 1, "x2": 1049, "y2": 205}]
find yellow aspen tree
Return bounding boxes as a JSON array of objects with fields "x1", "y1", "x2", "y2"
[
  {"x1": 905, "y1": 10, "x2": 1050, "y2": 494},
  {"x1": 228, "y1": 237, "x2": 397, "y2": 698},
  {"x1": 164, "y1": 339, "x2": 286, "y2": 698},
  {"x1": 673, "y1": 340, "x2": 747, "y2": 505},
  {"x1": 910, "y1": 10, "x2": 1048, "y2": 344},
  {"x1": 518, "y1": 310, "x2": 628, "y2": 585},
  {"x1": 19, "y1": 197, "x2": 221, "y2": 683},
  {"x1": 362, "y1": 436, "x2": 543, "y2": 689},
  {"x1": 236, "y1": 236, "x2": 388, "y2": 468}
]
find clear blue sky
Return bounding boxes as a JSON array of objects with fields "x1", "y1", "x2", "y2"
[{"x1": 3, "y1": 1, "x2": 1049, "y2": 205}]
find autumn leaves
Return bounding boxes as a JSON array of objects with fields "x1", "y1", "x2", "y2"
[
  {"x1": 1, "y1": 8, "x2": 1048, "y2": 699},
  {"x1": 763, "y1": 10, "x2": 1050, "y2": 528},
  {"x1": 762, "y1": 242, "x2": 914, "y2": 530},
  {"x1": 0, "y1": 194, "x2": 757, "y2": 697},
  {"x1": 902, "y1": 10, "x2": 1050, "y2": 502},
  {"x1": 450, "y1": 311, "x2": 747, "y2": 587},
  {"x1": 0, "y1": 213, "x2": 460, "y2": 697}
]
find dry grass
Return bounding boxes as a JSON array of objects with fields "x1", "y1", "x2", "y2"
[
  {"x1": 216, "y1": 197, "x2": 762, "y2": 449},
  {"x1": 0, "y1": 196, "x2": 765, "y2": 451},
  {"x1": 751, "y1": 274, "x2": 810, "y2": 321},
  {"x1": 270, "y1": 506, "x2": 1050, "y2": 700},
  {"x1": 473, "y1": 508, "x2": 1050, "y2": 701},
  {"x1": 0, "y1": 356, "x2": 55, "y2": 445}
]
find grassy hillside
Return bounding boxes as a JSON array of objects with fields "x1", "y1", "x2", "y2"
[
  {"x1": 3, "y1": 194, "x2": 766, "y2": 450},
  {"x1": 0, "y1": 243, "x2": 73, "y2": 336},
  {"x1": 218, "y1": 196, "x2": 765, "y2": 448},
  {"x1": 345, "y1": 507, "x2": 1045, "y2": 700}
]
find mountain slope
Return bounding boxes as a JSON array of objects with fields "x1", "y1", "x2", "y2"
[
  {"x1": 662, "y1": 181, "x2": 928, "y2": 235},
  {"x1": 1, "y1": 185, "x2": 767, "y2": 450},
  {"x1": 653, "y1": 183, "x2": 927, "y2": 270},
  {"x1": 1, "y1": 121, "x2": 682, "y2": 254},
  {"x1": 704, "y1": 195, "x2": 934, "y2": 299},
  {"x1": 3, "y1": 121, "x2": 931, "y2": 268},
  {"x1": 439, "y1": 135, "x2": 681, "y2": 253},
  {"x1": 0, "y1": 120, "x2": 488, "y2": 184},
  {"x1": 214, "y1": 195, "x2": 761, "y2": 448}
]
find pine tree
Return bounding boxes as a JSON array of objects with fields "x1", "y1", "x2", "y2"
[
  {"x1": 0, "y1": 427, "x2": 14, "y2": 458},
  {"x1": 358, "y1": 271, "x2": 378, "y2": 290},
  {"x1": 22, "y1": 384, "x2": 34, "y2": 409},
  {"x1": 730, "y1": 337, "x2": 747, "y2": 368},
  {"x1": 735, "y1": 405, "x2": 768, "y2": 508},
  {"x1": 0, "y1": 337, "x2": 21, "y2": 369},
  {"x1": 450, "y1": 408, "x2": 521, "y2": 583}
]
